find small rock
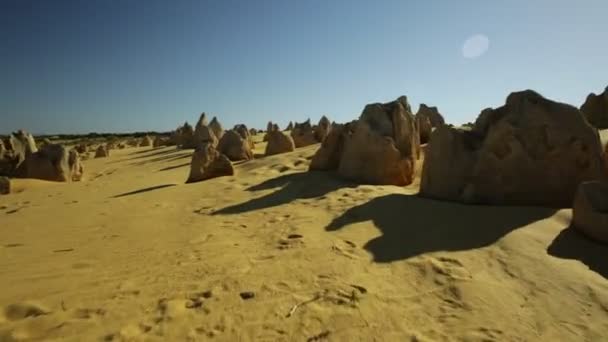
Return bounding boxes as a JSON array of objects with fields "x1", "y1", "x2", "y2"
[{"x1": 239, "y1": 291, "x2": 255, "y2": 300}]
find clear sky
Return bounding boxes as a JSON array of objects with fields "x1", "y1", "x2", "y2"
[{"x1": 1, "y1": 0, "x2": 607, "y2": 134}]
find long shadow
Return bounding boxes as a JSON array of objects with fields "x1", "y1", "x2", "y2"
[
  {"x1": 130, "y1": 152, "x2": 192, "y2": 166},
  {"x1": 547, "y1": 226, "x2": 608, "y2": 279},
  {"x1": 158, "y1": 162, "x2": 190, "y2": 172},
  {"x1": 112, "y1": 184, "x2": 177, "y2": 198},
  {"x1": 108, "y1": 148, "x2": 182, "y2": 164},
  {"x1": 326, "y1": 194, "x2": 557, "y2": 263},
  {"x1": 213, "y1": 171, "x2": 356, "y2": 215}
]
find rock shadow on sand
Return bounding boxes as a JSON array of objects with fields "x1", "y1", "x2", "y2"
[
  {"x1": 326, "y1": 194, "x2": 557, "y2": 263},
  {"x1": 548, "y1": 227, "x2": 608, "y2": 279},
  {"x1": 213, "y1": 171, "x2": 356, "y2": 215},
  {"x1": 112, "y1": 184, "x2": 177, "y2": 198}
]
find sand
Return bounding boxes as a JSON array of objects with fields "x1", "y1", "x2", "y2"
[{"x1": 1, "y1": 133, "x2": 608, "y2": 341}]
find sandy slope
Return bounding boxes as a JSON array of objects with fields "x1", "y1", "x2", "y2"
[{"x1": 1, "y1": 134, "x2": 607, "y2": 341}]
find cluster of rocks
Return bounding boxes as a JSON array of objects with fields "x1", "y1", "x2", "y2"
[{"x1": 0, "y1": 130, "x2": 85, "y2": 189}]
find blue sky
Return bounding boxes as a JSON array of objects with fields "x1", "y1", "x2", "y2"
[{"x1": 1, "y1": 0, "x2": 607, "y2": 134}]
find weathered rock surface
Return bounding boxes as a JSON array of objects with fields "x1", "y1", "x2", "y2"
[
  {"x1": 209, "y1": 117, "x2": 224, "y2": 140},
  {"x1": 217, "y1": 130, "x2": 253, "y2": 161},
  {"x1": 291, "y1": 120, "x2": 317, "y2": 148},
  {"x1": 314, "y1": 115, "x2": 331, "y2": 142},
  {"x1": 572, "y1": 181, "x2": 608, "y2": 243},
  {"x1": 95, "y1": 145, "x2": 109, "y2": 158},
  {"x1": 186, "y1": 143, "x2": 234, "y2": 183},
  {"x1": 580, "y1": 86, "x2": 608, "y2": 129},
  {"x1": 265, "y1": 130, "x2": 295, "y2": 156},
  {"x1": 421, "y1": 90, "x2": 606, "y2": 207}
]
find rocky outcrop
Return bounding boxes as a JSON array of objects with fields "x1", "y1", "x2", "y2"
[
  {"x1": 314, "y1": 116, "x2": 331, "y2": 142},
  {"x1": 233, "y1": 124, "x2": 254, "y2": 149},
  {"x1": 217, "y1": 130, "x2": 253, "y2": 161},
  {"x1": 420, "y1": 90, "x2": 606, "y2": 207},
  {"x1": 309, "y1": 122, "x2": 354, "y2": 170},
  {"x1": 140, "y1": 135, "x2": 153, "y2": 147},
  {"x1": 186, "y1": 143, "x2": 234, "y2": 183},
  {"x1": 265, "y1": 130, "x2": 295, "y2": 156},
  {"x1": 416, "y1": 104, "x2": 445, "y2": 128},
  {"x1": 291, "y1": 119, "x2": 317, "y2": 148},
  {"x1": 572, "y1": 181, "x2": 608, "y2": 243},
  {"x1": 309, "y1": 97, "x2": 419, "y2": 185},
  {"x1": 24, "y1": 144, "x2": 73, "y2": 182},
  {"x1": 580, "y1": 86, "x2": 608, "y2": 129},
  {"x1": 0, "y1": 176, "x2": 9, "y2": 195},
  {"x1": 194, "y1": 113, "x2": 218, "y2": 147},
  {"x1": 209, "y1": 117, "x2": 224, "y2": 140},
  {"x1": 337, "y1": 96, "x2": 419, "y2": 185},
  {"x1": 417, "y1": 114, "x2": 433, "y2": 144},
  {"x1": 95, "y1": 145, "x2": 109, "y2": 158}
]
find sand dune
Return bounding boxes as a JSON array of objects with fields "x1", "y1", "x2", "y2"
[{"x1": 1, "y1": 134, "x2": 607, "y2": 341}]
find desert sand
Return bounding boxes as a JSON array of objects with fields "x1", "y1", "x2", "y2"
[{"x1": 1, "y1": 133, "x2": 608, "y2": 341}]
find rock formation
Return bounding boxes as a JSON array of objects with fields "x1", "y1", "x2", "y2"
[
  {"x1": 0, "y1": 176, "x2": 9, "y2": 195},
  {"x1": 217, "y1": 130, "x2": 253, "y2": 161},
  {"x1": 25, "y1": 144, "x2": 73, "y2": 182},
  {"x1": 290, "y1": 119, "x2": 317, "y2": 148},
  {"x1": 186, "y1": 143, "x2": 234, "y2": 183},
  {"x1": 209, "y1": 117, "x2": 224, "y2": 140},
  {"x1": 233, "y1": 124, "x2": 254, "y2": 149},
  {"x1": 193, "y1": 113, "x2": 218, "y2": 147},
  {"x1": 172, "y1": 122, "x2": 196, "y2": 148},
  {"x1": 416, "y1": 114, "x2": 433, "y2": 144},
  {"x1": 337, "y1": 96, "x2": 419, "y2": 185},
  {"x1": 420, "y1": 90, "x2": 606, "y2": 207},
  {"x1": 68, "y1": 149, "x2": 84, "y2": 181},
  {"x1": 416, "y1": 104, "x2": 445, "y2": 128},
  {"x1": 95, "y1": 145, "x2": 109, "y2": 158},
  {"x1": 285, "y1": 121, "x2": 293, "y2": 131},
  {"x1": 0, "y1": 130, "x2": 38, "y2": 177},
  {"x1": 572, "y1": 181, "x2": 608, "y2": 243},
  {"x1": 140, "y1": 135, "x2": 153, "y2": 147},
  {"x1": 580, "y1": 86, "x2": 608, "y2": 129},
  {"x1": 309, "y1": 122, "x2": 354, "y2": 170},
  {"x1": 265, "y1": 129, "x2": 296, "y2": 156},
  {"x1": 314, "y1": 116, "x2": 331, "y2": 142}
]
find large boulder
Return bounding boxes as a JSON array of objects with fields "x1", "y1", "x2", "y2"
[
  {"x1": 68, "y1": 149, "x2": 84, "y2": 181},
  {"x1": 0, "y1": 176, "x2": 9, "y2": 195},
  {"x1": 291, "y1": 119, "x2": 317, "y2": 148},
  {"x1": 335, "y1": 96, "x2": 419, "y2": 185},
  {"x1": 572, "y1": 181, "x2": 608, "y2": 243},
  {"x1": 209, "y1": 116, "x2": 224, "y2": 140},
  {"x1": 309, "y1": 122, "x2": 354, "y2": 170},
  {"x1": 580, "y1": 86, "x2": 608, "y2": 129},
  {"x1": 95, "y1": 145, "x2": 109, "y2": 158},
  {"x1": 416, "y1": 114, "x2": 433, "y2": 144},
  {"x1": 265, "y1": 130, "x2": 295, "y2": 156},
  {"x1": 24, "y1": 144, "x2": 72, "y2": 182},
  {"x1": 314, "y1": 115, "x2": 331, "y2": 142},
  {"x1": 421, "y1": 90, "x2": 606, "y2": 207},
  {"x1": 217, "y1": 130, "x2": 253, "y2": 161},
  {"x1": 233, "y1": 124, "x2": 254, "y2": 149},
  {"x1": 193, "y1": 113, "x2": 218, "y2": 147},
  {"x1": 263, "y1": 122, "x2": 279, "y2": 142},
  {"x1": 140, "y1": 135, "x2": 153, "y2": 147},
  {"x1": 416, "y1": 104, "x2": 445, "y2": 128},
  {"x1": 186, "y1": 143, "x2": 234, "y2": 183}
]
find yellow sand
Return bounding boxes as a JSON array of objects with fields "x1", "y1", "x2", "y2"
[{"x1": 1, "y1": 134, "x2": 607, "y2": 341}]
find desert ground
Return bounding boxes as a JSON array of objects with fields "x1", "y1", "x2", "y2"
[{"x1": 1, "y1": 131, "x2": 607, "y2": 341}]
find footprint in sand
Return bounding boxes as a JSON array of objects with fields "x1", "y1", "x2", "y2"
[{"x1": 2, "y1": 302, "x2": 50, "y2": 321}]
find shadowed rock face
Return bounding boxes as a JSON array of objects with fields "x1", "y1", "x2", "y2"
[
  {"x1": 421, "y1": 90, "x2": 606, "y2": 207},
  {"x1": 186, "y1": 143, "x2": 234, "y2": 183},
  {"x1": 291, "y1": 119, "x2": 317, "y2": 148},
  {"x1": 172, "y1": 122, "x2": 196, "y2": 148},
  {"x1": 0, "y1": 130, "x2": 38, "y2": 177},
  {"x1": 572, "y1": 181, "x2": 608, "y2": 244},
  {"x1": 264, "y1": 130, "x2": 295, "y2": 156},
  {"x1": 193, "y1": 114, "x2": 218, "y2": 148},
  {"x1": 0, "y1": 176, "x2": 9, "y2": 194},
  {"x1": 217, "y1": 130, "x2": 253, "y2": 161},
  {"x1": 416, "y1": 104, "x2": 445, "y2": 128},
  {"x1": 95, "y1": 145, "x2": 109, "y2": 158},
  {"x1": 233, "y1": 124, "x2": 254, "y2": 150},
  {"x1": 581, "y1": 86, "x2": 608, "y2": 129},
  {"x1": 140, "y1": 135, "x2": 153, "y2": 147},
  {"x1": 309, "y1": 96, "x2": 419, "y2": 186},
  {"x1": 314, "y1": 115, "x2": 331, "y2": 142}
]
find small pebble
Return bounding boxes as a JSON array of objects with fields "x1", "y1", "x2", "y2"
[{"x1": 239, "y1": 291, "x2": 255, "y2": 300}]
